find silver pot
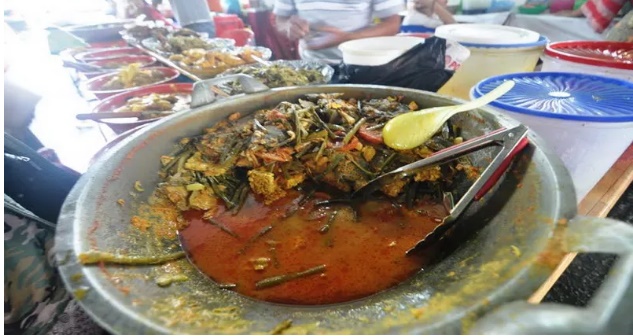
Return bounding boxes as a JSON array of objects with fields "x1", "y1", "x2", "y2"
[{"x1": 55, "y1": 78, "x2": 633, "y2": 334}]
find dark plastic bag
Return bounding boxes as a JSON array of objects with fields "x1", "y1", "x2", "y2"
[
  {"x1": 333, "y1": 36, "x2": 453, "y2": 92},
  {"x1": 4, "y1": 133, "x2": 80, "y2": 223}
]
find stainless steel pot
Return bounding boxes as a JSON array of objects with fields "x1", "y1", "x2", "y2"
[{"x1": 55, "y1": 79, "x2": 633, "y2": 334}]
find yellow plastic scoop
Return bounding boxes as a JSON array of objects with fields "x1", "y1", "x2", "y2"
[{"x1": 383, "y1": 80, "x2": 516, "y2": 150}]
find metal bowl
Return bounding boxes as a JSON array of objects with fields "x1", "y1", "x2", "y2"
[
  {"x1": 90, "y1": 83, "x2": 192, "y2": 134},
  {"x1": 83, "y1": 67, "x2": 180, "y2": 100},
  {"x1": 56, "y1": 84, "x2": 633, "y2": 334}
]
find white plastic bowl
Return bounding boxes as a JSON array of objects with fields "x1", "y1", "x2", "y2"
[
  {"x1": 542, "y1": 41, "x2": 633, "y2": 82},
  {"x1": 338, "y1": 36, "x2": 425, "y2": 66},
  {"x1": 471, "y1": 72, "x2": 633, "y2": 202}
]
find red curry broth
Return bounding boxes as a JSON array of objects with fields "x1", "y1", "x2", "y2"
[{"x1": 180, "y1": 190, "x2": 447, "y2": 305}]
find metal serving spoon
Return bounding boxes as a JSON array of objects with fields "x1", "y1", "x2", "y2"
[
  {"x1": 76, "y1": 110, "x2": 175, "y2": 121},
  {"x1": 383, "y1": 80, "x2": 516, "y2": 150},
  {"x1": 251, "y1": 54, "x2": 272, "y2": 67}
]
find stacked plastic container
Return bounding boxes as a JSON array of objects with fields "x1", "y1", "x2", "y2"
[
  {"x1": 434, "y1": 24, "x2": 548, "y2": 100},
  {"x1": 541, "y1": 41, "x2": 633, "y2": 82}
]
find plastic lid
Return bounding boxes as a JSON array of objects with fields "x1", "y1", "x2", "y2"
[
  {"x1": 545, "y1": 41, "x2": 633, "y2": 70},
  {"x1": 472, "y1": 72, "x2": 633, "y2": 122},
  {"x1": 434, "y1": 24, "x2": 540, "y2": 46}
]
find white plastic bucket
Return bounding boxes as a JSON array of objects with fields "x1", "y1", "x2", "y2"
[
  {"x1": 434, "y1": 24, "x2": 546, "y2": 100},
  {"x1": 438, "y1": 37, "x2": 547, "y2": 99},
  {"x1": 471, "y1": 72, "x2": 633, "y2": 202},
  {"x1": 484, "y1": 108, "x2": 632, "y2": 201}
]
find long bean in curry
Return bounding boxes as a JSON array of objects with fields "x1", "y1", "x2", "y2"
[
  {"x1": 255, "y1": 264, "x2": 327, "y2": 290},
  {"x1": 78, "y1": 250, "x2": 186, "y2": 265},
  {"x1": 205, "y1": 217, "x2": 240, "y2": 238},
  {"x1": 239, "y1": 225, "x2": 273, "y2": 254}
]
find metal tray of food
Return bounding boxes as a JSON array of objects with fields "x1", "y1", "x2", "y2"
[
  {"x1": 141, "y1": 36, "x2": 236, "y2": 56},
  {"x1": 168, "y1": 46, "x2": 273, "y2": 80},
  {"x1": 216, "y1": 60, "x2": 335, "y2": 95},
  {"x1": 126, "y1": 40, "x2": 203, "y2": 81},
  {"x1": 126, "y1": 25, "x2": 272, "y2": 82}
]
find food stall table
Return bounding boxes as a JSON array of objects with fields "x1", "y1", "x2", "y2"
[
  {"x1": 530, "y1": 144, "x2": 633, "y2": 304},
  {"x1": 506, "y1": 13, "x2": 603, "y2": 42},
  {"x1": 453, "y1": 12, "x2": 603, "y2": 42},
  {"x1": 9, "y1": 25, "x2": 633, "y2": 332}
]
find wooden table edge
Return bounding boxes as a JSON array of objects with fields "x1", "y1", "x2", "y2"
[{"x1": 527, "y1": 144, "x2": 633, "y2": 304}]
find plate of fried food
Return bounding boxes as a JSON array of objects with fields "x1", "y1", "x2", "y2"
[{"x1": 141, "y1": 35, "x2": 236, "y2": 55}]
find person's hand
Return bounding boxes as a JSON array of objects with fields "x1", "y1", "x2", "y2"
[
  {"x1": 414, "y1": 0, "x2": 435, "y2": 10},
  {"x1": 304, "y1": 25, "x2": 350, "y2": 50},
  {"x1": 552, "y1": 9, "x2": 583, "y2": 17},
  {"x1": 281, "y1": 15, "x2": 310, "y2": 41}
]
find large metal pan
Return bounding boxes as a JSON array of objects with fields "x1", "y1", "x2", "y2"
[{"x1": 55, "y1": 79, "x2": 633, "y2": 334}]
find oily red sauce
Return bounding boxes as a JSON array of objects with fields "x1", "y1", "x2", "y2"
[{"x1": 179, "y1": 191, "x2": 447, "y2": 305}]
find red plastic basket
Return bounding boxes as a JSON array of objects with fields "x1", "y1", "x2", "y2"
[
  {"x1": 213, "y1": 14, "x2": 244, "y2": 38},
  {"x1": 218, "y1": 28, "x2": 254, "y2": 46}
]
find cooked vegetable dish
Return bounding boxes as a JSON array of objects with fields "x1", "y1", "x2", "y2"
[
  {"x1": 124, "y1": 25, "x2": 170, "y2": 41},
  {"x1": 143, "y1": 94, "x2": 479, "y2": 304},
  {"x1": 156, "y1": 34, "x2": 233, "y2": 54},
  {"x1": 114, "y1": 92, "x2": 191, "y2": 119},
  {"x1": 168, "y1": 48, "x2": 266, "y2": 78},
  {"x1": 101, "y1": 64, "x2": 167, "y2": 91},
  {"x1": 220, "y1": 64, "x2": 327, "y2": 94}
]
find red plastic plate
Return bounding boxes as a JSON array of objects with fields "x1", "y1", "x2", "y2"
[{"x1": 545, "y1": 41, "x2": 633, "y2": 70}]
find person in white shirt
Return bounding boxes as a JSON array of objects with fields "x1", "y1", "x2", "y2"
[
  {"x1": 402, "y1": 0, "x2": 456, "y2": 29},
  {"x1": 273, "y1": 0, "x2": 405, "y2": 62}
]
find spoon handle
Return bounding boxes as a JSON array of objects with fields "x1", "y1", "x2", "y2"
[
  {"x1": 251, "y1": 55, "x2": 272, "y2": 67},
  {"x1": 445, "y1": 80, "x2": 516, "y2": 118},
  {"x1": 76, "y1": 111, "x2": 171, "y2": 120}
]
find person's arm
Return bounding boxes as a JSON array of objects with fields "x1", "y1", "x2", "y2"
[
  {"x1": 275, "y1": 15, "x2": 310, "y2": 40},
  {"x1": 304, "y1": 15, "x2": 401, "y2": 50},
  {"x1": 273, "y1": 0, "x2": 311, "y2": 40},
  {"x1": 434, "y1": 4, "x2": 456, "y2": 24}
]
